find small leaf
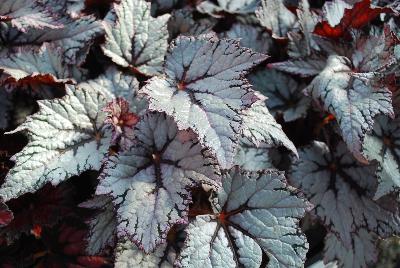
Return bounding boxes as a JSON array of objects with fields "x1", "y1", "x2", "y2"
[
  {"x1": 76, "y1": 67, "x2": 145, "y2": 114},
  {"x1": 102, "y1": 0, "x2": 170, "y2": 76},
  {"x1": 0, "y1": 85, "x2": 112, "y2": 202},
  {"x1": 178, "y1": 169, "x2": 311, "y2": 268},
  {"x1": 142, "y1": 35, "x2": 267, "y2": 169},
  {"x1": 96, "y1": 112, "x2": 220, "y2": 253},
  {"x1": 103, "y1": 97, "x2": 139, "y2": 150}
]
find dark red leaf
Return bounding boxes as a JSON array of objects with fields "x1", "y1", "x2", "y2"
[
  {"x1": 314, "y1": 0, "x2": 392, "y2": 38},
  {"x1": 0, "y1": 202, "x2": 13, "y2": 227}
]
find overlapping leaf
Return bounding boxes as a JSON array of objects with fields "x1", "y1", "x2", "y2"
[
  {"x1": 0, "y1": 44, "x2": 84, "y2": 88},
  {"x1": 102, "y1": 0, "x2": 170, "y2": 76},
  {"x1": 314, "y1": 0, "x2": 392, "y2": 38},
  {"x1": 0, "y1": 15, "x2": 104, "y2": 65},
  {"x1": 178, "y1": 169, "x2": 311, "y2": 268},
  {"x1": 96, "y1": 112, "x2": 220, "y2": 253},
  {"x1": 142, "y1": 35, "x2": 267, "y2": 168},
  {"x1": 290, "y1": 141, "x2": 400, "y2": 267},
  {"x1": 362, "y1": 116, "x2": 400, "y2": 199},
  {"x1": 249, "y1": 69, "x2": 310, "y2": 122},
  {"x1": 0, "y1": 85, "x2": 112, "y2": 202},
  {"x1": 0, "y1": 0, "x2": 62, "y2": 32}
]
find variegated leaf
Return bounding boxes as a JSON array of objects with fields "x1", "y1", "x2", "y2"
[
  {"x1": 178, "y1": 169, "x2": 311, "y2": 268},
  {"x1": 221, "y1": 23, "x2": 272, "y2": 53},
  {"x1": 324, "y1": 231, "x2": 377, "y2": 268},
  {"x1": 115, "y1": 238, "x2": 174, "y2": 268},
  {"x1": 290, "y1": 141, "x2": 400, "y2": 267},
  {"x1": 80, "y1": 195, "x2": 117, "y2": 255},
  {"x1": 102, "y1": 0, "x2": 170, "y2": 76},
  {"x1": 0, "y1": 44, "x2": 83, "y2": 87},
  {"x1": 241, "y1": 101, "x2": 297, "y2": 156},
  {"x1": 363, "y1": 116, "x2": 400, "y2": 199},
  {"x1": 0, "y1": 85, "x2": 112, "y2": 202},
  {"x1": 0, "y1": 0, "x2": 62, "y2": 32},
  {"x1": 256, "y1": 0, "x2": 296, "y2": 39},
  {"x1": 168, "y1": 8, "x2": 216, "y2": 40},
  {"x1": 249, "y1": 69, "x2": 310, "y2": 122},
  {"x1": 142, "y1": 35, "x2": 267, "y2": 169},
  {"x1": 197, "y1": 0, "x2": 260, "y2": 17},
  {"x1": 305, "y1": 55, "x2": 393, "y2": 160},
  {"x1": 0, "y1": 15, "x2": 104, "y2": 65},
  {"x1": 96, "y1": 112, "x2": 220, "y2": 253}
]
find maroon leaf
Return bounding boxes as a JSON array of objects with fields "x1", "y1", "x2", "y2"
[{"x1": 314, "y1": 0, "x2": 392, "y2": 38}]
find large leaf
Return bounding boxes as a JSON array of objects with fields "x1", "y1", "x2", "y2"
[
  {"x1": 249, "y1": 69, "x2": 310, "y2": 122},
  {"x1": 0, "y1": 0, "x2": 61, "y2": 32},
  {"x1": 0, "y1": 44, "x2": 83, "y2": 88},
  {"x1": 0, "y1": 15, "x2": 104, "y2": 65},
  {"x1": 115, "y1": 238, "x2": 174, "y2": 267},
  {"x1": 96, "y1": 112, "x2": 220, "y2": 253},
  {"x1": 241, "y1": 100, "x2": 298, "y2": 155},
  {"x1": 362, "y1": 116, "x2": 400, "y2": 199},
  {"x1": 142, "y1": 35, "x2": 267, "y2": 168},
  {"x1": 102, "y1": 0, "x2": 170, "y2": 76},
  {"x1": 290, "y1": 141, "x2": 400, "y2": 267},
  {"x1": 178, "y1": 169, "x2": 311, "y2": 268},
  {"x1": 256, "y1": 0, "x2": 296, "y2": 39},
  {"x1": 197, "y1": 0, "x2": 260, "y2": 17},
  {"x1": 0, "y1": 85, "x2": 112, "y2": 202},
  {"x1": 305, "y1": 55, "x2": 393, "y2": 160},
  {"x1": 80, "y1": 195, "x2": 117, "y2": 255}
]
